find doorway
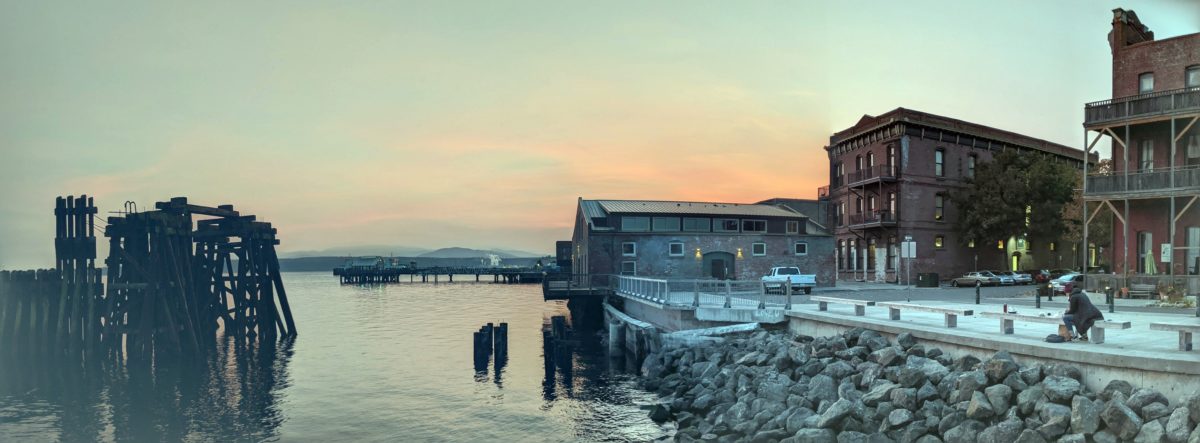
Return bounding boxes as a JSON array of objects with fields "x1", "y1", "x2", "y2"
[{"x1": 703, "y1": 251, "x2": 735, "y2": 280}]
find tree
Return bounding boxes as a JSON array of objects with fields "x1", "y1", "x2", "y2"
[{"x1": 951, "y1": 150, "x2": 1077, "y2": 254}]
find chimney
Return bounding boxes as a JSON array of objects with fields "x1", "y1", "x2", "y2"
[{"x1": 1109, "y1": 8, "x2": 1155, "y2": 55}]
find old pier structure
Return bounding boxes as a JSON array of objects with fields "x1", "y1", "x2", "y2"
[{"x1": 0, "y1": 196, "x2": 297, "y2": 366}]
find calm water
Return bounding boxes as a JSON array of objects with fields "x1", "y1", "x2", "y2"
[{"x1": 0, "y1": 272, "x2": 664, "y2": 442}]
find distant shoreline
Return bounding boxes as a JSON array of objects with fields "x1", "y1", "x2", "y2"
[{"x1": 278, "y1": 256, "x2": 547, "y2": 273}]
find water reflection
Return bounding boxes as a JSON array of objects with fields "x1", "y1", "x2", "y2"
[{"x1": 0, "y1": 337, "x2": 294, "y2": 442}]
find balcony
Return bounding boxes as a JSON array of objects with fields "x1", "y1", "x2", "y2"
[
  {"x1": 1084, "y1": 165, "x2": 1200, "y2": 199},
  {"x1": 845, "y1": 165, "x2": 899, "y2": 188},
  {"x1": 1084, "y1": 86, "x2": 1200, "y2": 128},
  {"x1": 848, "y1": 210, "x2": 898, "y2": 229}
]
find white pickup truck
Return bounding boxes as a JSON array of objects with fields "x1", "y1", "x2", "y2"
[{"x1": 761, "y1": 267, "x2": 816, "y2": 294}]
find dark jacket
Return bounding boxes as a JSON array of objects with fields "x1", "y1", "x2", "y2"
[{"x1": 1066, "y1": 292, "x2": 1104, "y2": 332}]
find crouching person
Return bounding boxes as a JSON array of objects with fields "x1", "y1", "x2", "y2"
[{"x1": 1063, "y1": 287, "x2": 1103, "y2": 341}]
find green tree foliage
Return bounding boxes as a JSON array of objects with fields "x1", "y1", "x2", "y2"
[{"x1": 951, "y1": 150, "x2": 1078, "y2": 249}]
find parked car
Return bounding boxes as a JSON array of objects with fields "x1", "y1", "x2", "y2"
[
  {"x1": 997, "y1": 270, "x2": 1033, "y2": 285},
  {"x1": 1050, "y1": 273, "x2": 1085, "y2": 295},
  {"x1": 1049, "y1": 269, "x2": 1074, "y2": 279},
  {"x1": 987, "y1": 270, "x2": 1016, "y2": 286},
  {"x1": 1022, "y1": 269, "x2": 1051, "y2": 284},
  {"x1": 950, "y1": 271, "x2": 1000, "y2": 287},
  {"x1": 761, "y1": 267, "x2": 816, "y2": 294}
]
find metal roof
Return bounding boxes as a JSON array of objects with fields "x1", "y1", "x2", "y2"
[{"x1": 590, "y1": 199, "x2": 803, "y2": 218}]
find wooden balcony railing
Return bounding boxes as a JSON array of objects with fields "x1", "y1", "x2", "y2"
[
  {"x1": 1084, "y1": 86, "x2": 1200, "y2": 126},
  {"x1": 1085, "y1": 165, "x2": 1200, "y2": 197}
]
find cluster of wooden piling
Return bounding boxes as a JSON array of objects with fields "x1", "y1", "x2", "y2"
[
  {"x1": 0, "y1": 195, "x2": 298, "y2": 366},
  {"x1": 473, "y1": 322, "x2": 508, "y2": 373}
]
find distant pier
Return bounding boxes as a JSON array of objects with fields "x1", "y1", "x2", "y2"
[{"x1": 333, "y1": 265, "x2": 545, "y2": 284}]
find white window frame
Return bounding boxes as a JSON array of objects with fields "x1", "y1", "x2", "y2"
[
  {"x1": 934, "y1": 194, "x2": 944, "y2": 221},
  {"x1": 1140, "y1": 139, "x2": 1155, "y2": 171},
  {"x1": 1187, "y1": 65, "x2": 1200, "y2": 88},
  {"x1": 621, "y1": 242, "x2": 637, "y2": 257},
  {"x1": 794, "y1": 242, "x2": 808, "y2": 256},
  {"x1": 714, "y1": 218, "x2": 740, "y2": 233},
  {"x1": 668, "y1": 242, "x2": 684, "y2": 257},
  {"x1": 935, "y1": 148, "x2": 945, "y2": 177},
  {"x1": 621, "y1": 261, "x2": 636, "y2": 276},
  {"x1": 741, "y1": 219, "x2": 767, "y2": 233},
  {"x1": 786, "y1": 220, "x2": 800, "y2": 234},
  {"x1": 751, "y1": 242, "x2": 766, "y2": 256},
  {"x1": 1139, "y1": 72, "x2": 1154, "y2": 94},
  {"x1": 620, "y1": 217, "x2": 650, "y2": 232}
]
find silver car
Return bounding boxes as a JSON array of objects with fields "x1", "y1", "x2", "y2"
[
  {"x1": 987, "y1": 270, "x2": 1015, "y2": 285},
  {"x1": 997, "y1": 270, "x2": 1033, "y2": 285},
  {"x1": 951, "y1": 271, "x2": 1000, "y2": 287}
]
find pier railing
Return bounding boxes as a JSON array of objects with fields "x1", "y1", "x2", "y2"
[{"x1": 613, "y1": 276, "x2": 804, "y2": 309}]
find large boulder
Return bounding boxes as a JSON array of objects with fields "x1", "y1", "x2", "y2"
[
  {"x1": 1058, "y1": 434, "x2": 1087, "y2": 443},
  {"x1": 784, "y1": 407, "x2": 815, "y2": 434},
  {"x1": 985, "y1": 384, "x2": 1013, "y2": 413},
  {"x1": 1100, "y1": 380, "x2": 1134, "y2": 401},
  {"x1": 1018, "y1": 385, "x2": 1046, "y2": 417},
  {"x1": 984, "y1": 354, "x2": 1019, "y2": 385},
  {"x1": 793, "y1": 428, "x2": 836, "y2": 442},
  {"x1": 943, "y1": 420, "x2": 986, "y2": 443},
  {"x1": 906, "y1": 356, "x2": 950, "y2": 384},
  {"x1": 887, "y1": 408, "x2": 915, "y2": 429},
  {"x1": 1019, "y1": 365, "x2": 1043, "y2": 386},
  {"x1": 1134, "y1": 418, "x2": 1165, "y2": 443},
  {"x1": 1042, "y1": 376, "x2": 1081, "y2": 404},
  {"x1": 1014, "y1": 429, "x2": 1047, "y2": 443},
  {"x1": 1165, "y1": 406, "x2": 1191, "y2": 443},
  {"x1": 1143, "y1": 402, "x2": 1172, "y2": 422},
  {"x1": 978, "y1": 419, "x2": 1024, "y2": 443},
  {"x1": 816, "y1": 398, "x2": 855, "y2": 429},
  {"x1": 892, "y1": 388, "x2": 919, "y2": 411},
  {"x1": 898, "y1": 366, "x2": 927, "y2": 388},
  {"x1": 872, "y1": 346, "x2": 906, "y2": 367},
  {"x1": 1101, "y1": 400, "x2": 1145, "y2": 441},
  {"x1": 1035, "y1": 413, "x2": 1070, "y2": 440},
  {"x1": 809, "y1": 375, "x2": 838, "y2": 403},
  {"x1": 1070, "y1": 395, "x2": 1101, "y2": 435},
  {"x1": 897, "y1": 332, "x2": 918, "y2": 349},
  {"x1": 966, "y1": 391, "x2": 995, "y2": 420},
  {"x1": 1127, "y1": 388, "x2": 1170, "y2": 414},
  {"x1": 863, "y1": 382, "x2": 899, "y2": 407},
  {"x1": 1188, "y1": 391, "x2": 1200, "y2": 423}
]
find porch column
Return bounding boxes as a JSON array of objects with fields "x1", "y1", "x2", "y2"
[
  {"x1": 1083, "y1": 128, "x2": 1089, "y2": 272},
  {"x1": 1171, "y1": 117, "x2": 1177, "y2": 279}
]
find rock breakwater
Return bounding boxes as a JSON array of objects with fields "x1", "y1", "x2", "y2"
[{"x1": 640, "y1": 328, "x2": 1200, "y2": 443}]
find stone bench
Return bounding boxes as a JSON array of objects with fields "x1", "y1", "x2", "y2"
[
  {"x1": 1150, "y1": 322, "x2": 1200, "y2": 351},
  {"x1": 876, "y1": 302, "x2": 973, "y2": 328},
  {"x1": 810, "y1": 296, "x2": 874, "y2": 316},
  {"x1": 979, "y1": 312, "x2": 1131, "y2": 344},
  {"x1": 1128, "y1": 284, "x2": 1155, "y2": 299}
]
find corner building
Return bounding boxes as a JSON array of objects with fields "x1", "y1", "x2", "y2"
[{"x1": 824, "y1": 108, "x2": 1089, "y2": 283}]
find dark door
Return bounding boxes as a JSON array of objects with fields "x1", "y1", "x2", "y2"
[{"x1": 711, "y1": 259, "x2": 726, "y2": 280}]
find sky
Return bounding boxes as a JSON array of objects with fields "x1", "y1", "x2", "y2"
[{"x1": 1, "y1": 1, "x2": 1198, "y2": 269}]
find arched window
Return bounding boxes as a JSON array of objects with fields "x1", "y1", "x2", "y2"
[
  {"x1": 855, "y1": 155, "x2": 863, "y2": 171},
  {"x1": 867, "y1": 152, "x2": 875, "y2": 169}
]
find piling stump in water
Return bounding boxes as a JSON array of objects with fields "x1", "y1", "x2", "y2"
[{"x1": 607, "y1": 320, "x2": 624, "y2": 357}]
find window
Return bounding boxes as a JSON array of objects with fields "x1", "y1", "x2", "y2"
[
  {"x1": 887, "y1": 192, "x2": 896, "y2": 214},
  {"x1": 839, "y1": 202, "x2": 846, "y2": 226},
  {"x1": 867, "y1": 152, "x2": 875, "y2": 168},
  {"x1": 794, "y1": 242, "x2": 808, "y2": 256},
  {"x1": 621, "y1": 261, "x2": 636, "y2": 276},
  {"x1": 934, "y1": 235, "x2": 944, "y2": 249},
  {"x1": 934, "y1": 194, "x2": 944, "y2": 221},
  {"x1": 886, "y1": 145, "x2": 895, "y2": 168},
  {"x1": 1138, "y1": 231, "x2": 1154, "y2": 273},
  {"x1": 836, "y1": 162, "x2": 844, "y2": 181},
  {"x1": 935, "y1": 148, "x2": 945, "y2": 177},
  {"x1": 886, "y1": 236, "x2": 896, "y2": 270},
  {"x1": 837, "y1": 240, "x2": 845, "y2": 269},
  {"x1": 1049, "y1": 242, "x2": 1056, "y2": 251},
  {"x1": 621, "y1": 217, "x2": 649, "y2": 232},
  {"x1": 967, "y1": 155, "x2": 976, "y2": 179},
  {"x1": 1188, "y1": 135, "x2": 1200, "y2": 166},
  {"x1": 786, "y1": 220, "x2": 800, "y2": 234},
  {"x1": 1140, "y1": 139, "x2": 1154, "y2": 171},
  {"x1": 1139, "y1": 72, "x2": 1154, "y2": 94},
  {"x1": 856, "y1": 155, "x2": 863, "y2": 171},
  {"x1": 652, "y1": 217, "x2": 680, "y2": 232},
  {"x1": 1188, "y1": 65, "x2": 1200, "y2": 88},
  {"x1": 621, "y1": 242, "x2": 636, "y2": 257},
  {"x1": 682, "y1": 217, "x2": 710, "y2": 232},
  {"x1": 741, "y1": 220, "x2": 767, "y2": 233},
  {"x1": 968, "y1": 240, "x2": 975, "y2": 248},
  {"x1": 668, "y1": 242, "x2": 684, "y2": 257},
  {"x1": 714, "y1": 219, "x2": 740, "y2": 232},
  {"x1": 856, "y1": 197, "x2": 863, "y2": 214},
  {"x1": 752, "y1": 242, "x2": 766, "y2": 256},
  {"x1": 868, "y1": 196, "x2": 876, "y2": 213}
]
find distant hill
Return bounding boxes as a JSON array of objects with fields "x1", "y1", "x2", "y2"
[
  {"x1": 418, "y1": 247, "x2": 545, "y2": 258},
  {"x1": 280, "y1": 245, "x2": 431, "y2": 259}
]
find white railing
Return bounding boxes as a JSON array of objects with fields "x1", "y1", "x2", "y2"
[{"x1": 613, "y1": 276, "x2": 803, "y2": 309}]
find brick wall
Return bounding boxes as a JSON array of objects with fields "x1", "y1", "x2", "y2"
[{"x1": 1112, "y1": 33, "x2": 1200, "y2": 98}]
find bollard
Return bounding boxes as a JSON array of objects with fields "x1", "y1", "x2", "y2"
[
  {"x1": 1045, "y1": 283, "x2": 1053, "y2": 302},
  {"x1": 693, "y1": 281, "x2": 700, "y2": 307},
  {"x1": 607, "y1": 320, "x2": 624, "y2": 357},
  {"x1": 1035, "y1": 285, "x2": 1042, "y2": 309},
  {"x1": 975, "y1": 281, "x2": 981, "y2": 305},
  {"x1": 1106, "y1": 287, "x2": 1115, "y2": 313},
  {"x1": 724, "y1": 280, "x2": 732, "y2": 308}
]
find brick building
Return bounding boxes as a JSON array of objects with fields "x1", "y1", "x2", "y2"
[
  {"x1": 570, "y1": 198, "x2": 835, "y2": 285},
  {"x1": 1081, "y1": 9, "x2": 1200, "y2": 290},
  {"x1": 823, "y1": 108, "x2": 1090, "y2": 283}
]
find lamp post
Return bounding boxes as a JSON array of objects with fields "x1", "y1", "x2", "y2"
[{"x1": 694, "y1": 248, "x2": 703, "y2": 307}]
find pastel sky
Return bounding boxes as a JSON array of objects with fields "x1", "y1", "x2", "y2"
[{"x1": 2, "y1": 1, "x2": 1198, "y2": 269}]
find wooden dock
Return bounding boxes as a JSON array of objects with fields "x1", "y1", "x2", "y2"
[
  {"x1": 333, "y1": 265, "x2": 546, "y2": 284},
  {"x1": 542, "y1": 274, "x2": 612, "y2": 300}
]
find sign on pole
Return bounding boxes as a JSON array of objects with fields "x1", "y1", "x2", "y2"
[{"x1": 1161, "y1": 243, "x2": 1172, "y2": 262}]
